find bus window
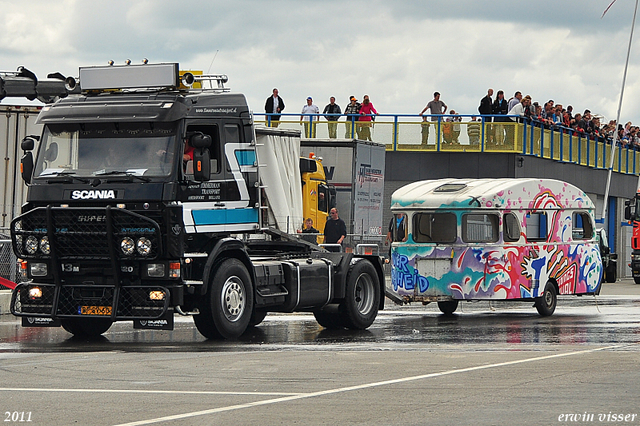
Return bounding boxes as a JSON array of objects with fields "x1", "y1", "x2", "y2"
[
  {"x1": 462, "y1": 213, "x2": 499, "y2": 243},
  {"x1": 572, "y1": 211, "x2": 594, "y2": 240},
  {"x1": 503, "y1": 212, "x2": 521, "y2": 242},
  {"x1": 525, "y1": 211, "x2": 548, "y2": 241},
  {"x1": 391, "y1": 213, "x2": 407, "y2": 242},
  {"x1": 413, "y1": 213, "x2": 456, "y2": 243}
]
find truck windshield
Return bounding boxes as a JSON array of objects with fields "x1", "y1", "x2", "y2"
[{"x1": 33, "y1": 122, "x2": 178, "y2": 179}]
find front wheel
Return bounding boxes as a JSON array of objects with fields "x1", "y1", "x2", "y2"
[
  {"x1": 634, "y1": 276, "x2": 640, "y2": 285},
  {"x1": 194, "y1": 258, "x2": 254, "y2": 339},
  {"x1": 313, "y1": 304, "x2": 346, "y2": 329},
  {"x1": 342, "y1": 260, "x2": 380, "y2": 330},
  {"x1": 535, "y1": 282, "x2": 557, "y2": 316},
  {"x1": 605, "y1": 263, "x2": 617, "y2": 283},
  {"x1": 61, "y1": 317, "x2": 113, "y2": 338}
]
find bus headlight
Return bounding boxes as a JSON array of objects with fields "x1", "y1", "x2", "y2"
[
  {"x1": 120, "y1": 237, "x2": 135, "y2": 255},
  {"x1": 25, "y1": 236, "x2": 39, "y2": 254},
  {"x1": 137, "y1": 237, "x2": 152, "y2": 256}
]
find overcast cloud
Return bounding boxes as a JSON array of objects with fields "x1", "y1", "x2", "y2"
[{"x1": 2, "y1": 0, "x2": 640, "y2": 124}]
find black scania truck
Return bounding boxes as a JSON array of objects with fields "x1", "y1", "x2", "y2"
[{"x1": 6, "y1": 62, "x2": 383, "y2": 339}]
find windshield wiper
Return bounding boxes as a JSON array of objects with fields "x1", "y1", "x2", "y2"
[
  {"x1": 94, "y1": 170, "x2": 151, "y2": 182},
  {"x1": 38, "y1": 171, "x2": 90, "y2": 184}
]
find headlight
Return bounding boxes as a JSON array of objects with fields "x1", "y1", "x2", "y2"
[
  {"x1": 137, "y1": 237, "x2": 152, "y2": 256},
  {"x1": 40, "y1": 236, "x2": 51, "y2": 255},
  {"x1": 120, "y1": 237, "x2": 135, "y2": 255},
  {"x1": 28, "y1": 286, "x2": 43, "y2": 299},
  {"x1": 147, "y1": 263, "x2": 165, "y2": 277},
  {"x1": 25, "y1": 236, "x2": 39, "y2": 254},
  {"x1": 30, "y1": 262, "x2": 48, "y2": 277}
]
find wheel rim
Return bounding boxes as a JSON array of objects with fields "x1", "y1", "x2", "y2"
[
  {"x1": 220, "y1": 276, "x2": 245, "y2": 322},
  {"x1": 543, "y1": 288, "x2": 554, "y2": 308},
  {"x1": 354, "y1": 273, "x2": 375, "y2": 315}
]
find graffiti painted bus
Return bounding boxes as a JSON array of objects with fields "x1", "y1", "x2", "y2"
[{"x1": 388, "y1": 178, "x2": 603, "y2": 316}]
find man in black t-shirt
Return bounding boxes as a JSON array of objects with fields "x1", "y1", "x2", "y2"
[{"x1": 324, "y1": 208, "x2": 347, "y2": 252}]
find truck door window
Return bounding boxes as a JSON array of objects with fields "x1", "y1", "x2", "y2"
[
  {"x1": 413, "y1": 213, "x2": 456, "y2": 243},
  {"x1": 462, "y1": 213, "x2": 499, "y2": 243},
  {"x1": 318, "y1": 184, "x2": 329, "y2": 213},
  {"x1": 185, "y1": 124, "x2": 220, "y2": 174},
  {"x1": 525, "y1": 211, "x2": 548, "y2": 241},
  {"x1": 572, "y1": 211, "x2": 594, "y2": 240},
  {"x1": 503, "y1": 212, "x2": 521, "y2": 242}
]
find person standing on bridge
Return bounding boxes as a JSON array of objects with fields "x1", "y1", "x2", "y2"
[
  {"x1": 300, "y1": 97, "x2": 320, "y2": 138},
  {"x1": 265, "y1": 88, "x2": 285, "y2": 127},
  {"x1": 420, "y1": 92, "x2": 447, "y2": 144},
  {"x1": 358, "y1": 95, "x2": 378, "y2": 141},
  {"x1": 344, "y1": 96, "x2": 361, "y2": 138},
  {"x1": 323, "y1": 97, "x2": 342, "y2": 139},
  {"x1": 478, "y1": 88, "x2": 494, "y2": 144}
]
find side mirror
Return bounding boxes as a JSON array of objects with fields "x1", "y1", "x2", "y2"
[
  {"x1": 21, "y1": 151, "x2": 33, "y2": 184},
  {"x1": 190, "y1": 132, "x2": 212, "y2": 149},
  {"x1": 193, "y1": 149, "x2": 211, "y2": 182},
  {"x1": 21, "y1": 136, "x2": 38, "y2": 151}
]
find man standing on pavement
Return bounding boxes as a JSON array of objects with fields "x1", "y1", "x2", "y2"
[
  {"x1": 265, "y1": 88, "x2": 285, "y2": 127},
  {"x1": 419, "y1": 92, "x2": 448, "y2": 144},
  {"x1": 323, "y1": 208, "x2": 347, "y2": 252},
  {"x1": 323, "y1": 97, "x2": 342, "y2": 139},
  {"x1": 300, "y1": 97, "x2": 320, "y2": 138}
]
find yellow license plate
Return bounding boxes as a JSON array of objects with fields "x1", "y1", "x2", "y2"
[{"x1": 80, "y1": 305, "x2": 112, "y2": 316}]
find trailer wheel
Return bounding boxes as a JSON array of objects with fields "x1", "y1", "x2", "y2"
[
  {"x1": 61, "y1": 318, "x2": 113, "y2": 338},
  {"x1": 313, "y1": 304, "x2": 346, "y2": 329},
  {"x1": 437, "y1": 300, "x2": 459, "y2": 316},
  {"x1": 194, "y1": 258, "x2": 253, "y2": 339},
  {"x1": 605, "y1": 263, "x2": 617, "y2": 283},
  {"x1": 535, "y1": 281, "x2": 557, "y2": 316},
  {"x1": 342, "y1": 260, "x2": 380, "y2": 330}
]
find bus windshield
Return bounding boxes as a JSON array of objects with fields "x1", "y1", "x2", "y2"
[{"x1": 33, "y1": 122, "x2": 178, "y2": 179}]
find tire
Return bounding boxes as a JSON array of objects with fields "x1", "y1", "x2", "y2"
[
  {"x1": 535, "y1": 281, "x2": 557, "y2": 316},
  {"x1": 341, "y1": 260, "x2": 380, "y2": 330},
  {"x1": 249, "y1": 310, "x2": 267, "y2": 327},
  {"x1": 193, "y1": 258, "x2": 253, "y2": 339},
  {"x1": 635, "y1": 277, "x2": 640, "y2": 285},
  {"x1": 437, "y1": 300, "x2": 459, "y2": 316},
  {"x1": 605, "y1": 263, "x2": 617, "y2": 283},
  {"x1": 61, "y1": 317, "x2": 113, "y2": 338},
  {"x1": 313, "y1": 304, "x2": 346, "y2": 329}
]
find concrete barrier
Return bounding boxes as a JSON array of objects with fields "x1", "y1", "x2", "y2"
[{"x1": 0, "y1": 290, "x2": 11, "y2": 315}]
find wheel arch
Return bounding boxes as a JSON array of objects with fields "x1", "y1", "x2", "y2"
[{"x1": 200, "y1": 238, "x2": 253, "y2": 296}]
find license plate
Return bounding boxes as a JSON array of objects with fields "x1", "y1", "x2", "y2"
[{"x1": 80, "y1": 305, "x2": 112, "y2": 316}]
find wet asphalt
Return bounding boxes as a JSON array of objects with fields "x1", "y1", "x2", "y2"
[{"x1": 0, "y1": 279, "x2": 638, "y2": 425}]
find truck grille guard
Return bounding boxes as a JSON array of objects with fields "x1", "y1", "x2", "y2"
[{"x1": 10, "y1": 206, "x2": 168, "y2": 320}]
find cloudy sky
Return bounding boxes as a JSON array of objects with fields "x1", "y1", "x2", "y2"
[{"x1": 2, "y1": 0, "x2": 640, "y2": 124}]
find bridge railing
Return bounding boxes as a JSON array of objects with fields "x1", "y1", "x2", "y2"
[{"x1": 255, "y1": 113, "x2": 640, "y2": 175}]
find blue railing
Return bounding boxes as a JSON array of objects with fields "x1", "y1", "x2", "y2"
[{"x1": 255, "y1": 113, "x2": 639, "y2": 175}]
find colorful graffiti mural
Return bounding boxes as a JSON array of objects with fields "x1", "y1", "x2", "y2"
[{"x1": 390, "y1": 179, "x2": 603, "y2": 303}]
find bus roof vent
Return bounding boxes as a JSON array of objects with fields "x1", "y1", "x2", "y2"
[{"x1": 434, "y1": 183, "x2": 467, "y2": 193}]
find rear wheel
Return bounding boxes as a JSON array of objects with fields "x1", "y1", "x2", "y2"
[
  {"x1": 535, "y1": 281, "x2": 557, "y2": 316},
  {"x1": 194, "y1": 258, "x2": 253, "y2": 339},
  {"x1": 342, "y1": 260, "x2": 380, "y2": 330},
  {"x1": 437, "y1": 300, "x2": 459, "y2": 316},
  {"x1": 635, "y1": 277, "x2": 640, "y2": 285},
  {"x1": 61, "y1": 317, "x2": 113, "y2": 338},
  {"x1": 249, "y1": 310, "x2": 267, "y2": 327}
]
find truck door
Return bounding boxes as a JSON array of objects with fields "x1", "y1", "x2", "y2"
[{"x1": 182, "y1": 122, "x2": 258, "y2": 233}]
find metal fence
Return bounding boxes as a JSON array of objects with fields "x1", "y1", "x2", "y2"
[
  {"x1": 0, "y1": 230, "x2": 18, "y2": 287},
  {"x1": 256, "y1": 114, "x2": 640, "y2": 176}
]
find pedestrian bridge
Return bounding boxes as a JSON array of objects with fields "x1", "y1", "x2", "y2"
[{"x1": 255, "y1": 113, "x2": 640, "y2": 177}]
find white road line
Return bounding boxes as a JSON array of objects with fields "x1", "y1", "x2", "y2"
[
  {"x1": 0, "y1": 388, "x2": 300, "y2": 397},
  {"x1": 112, "y1": 344, "x2": 628, "y2": 426}
]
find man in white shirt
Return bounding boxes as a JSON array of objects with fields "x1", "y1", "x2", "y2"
[
  {"x1": 508, "y1": 95, "x2": 532, "y2": 121},
  {"x1": 300, "y1": 97, "x2": 320, "y2": 138}
]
